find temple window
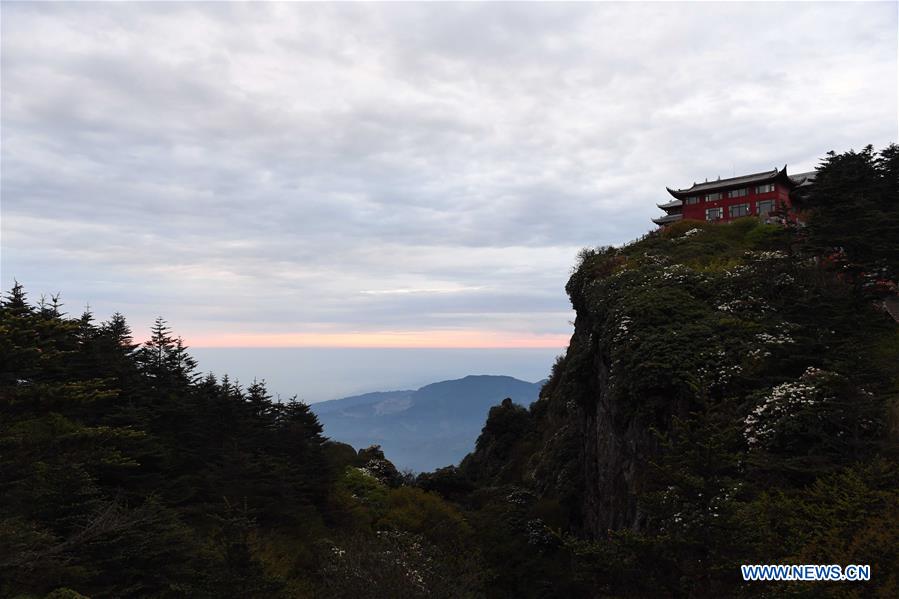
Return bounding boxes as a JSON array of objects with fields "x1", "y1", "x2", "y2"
[
  {"x1": 757, "y1": 200, "x2": 776, "y2": 215},
  {"x1": 706, "y1": 207, "x2": 723, "y2": 221},
  {"x1": 729, "y1": 203, "x2": 750, "y2": 217}
]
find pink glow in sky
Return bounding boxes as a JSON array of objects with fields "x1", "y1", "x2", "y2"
[{"x1": 183, "y1": 329, "x2": 570, "y2": 350}]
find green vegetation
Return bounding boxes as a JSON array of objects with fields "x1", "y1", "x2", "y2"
[
  {"x1": 0, "y1": 297, "x2": 477, "y2": 597},
  {"x1": 447, "y1": 144, "x2": 899, "y2": 597},
  {"x1": 1, "y1": 145, "x2": 896, "y2": 597}
]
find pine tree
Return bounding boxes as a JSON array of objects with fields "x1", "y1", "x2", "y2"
[{"x1": 803, "y1": 144, "x2": 899, "y2": 277}]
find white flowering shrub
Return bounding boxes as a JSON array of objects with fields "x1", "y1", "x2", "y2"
[
  {"x1": 613, "y1": 315, "x2": 632, "y2": 343},
  {"x1": 670, "y1": 228, "x2": 703, "y2": 243},
  {"x1": 743, "y1": 250, "x2": 788, "y2": 261},
  {"x1": 525, "y1": 518, "x2": 560, "y2": 547},
  {"x1": 316, "y1": 530, "x2": 481, "y2": 598},
  {"x1": 660, "y1": 263, "x2": 696, "y2": 284},
  {"x1": 754, "y1": 331, "x2": 794, "y2": 346},
  {"x1": 743, "y1": 367, "x2": 873, "y2": 452},
  {"x1": 715, "y1": 295, "x2": 773, "y2": 315}
]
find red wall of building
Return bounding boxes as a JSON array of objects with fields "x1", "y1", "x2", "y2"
[{"x1": 680, "y1": 183, "x2": 793, "y2": 222}]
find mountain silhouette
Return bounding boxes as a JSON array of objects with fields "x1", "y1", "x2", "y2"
[{"x1": 311, "y1": 375, "x2": 543, "y2": 472}]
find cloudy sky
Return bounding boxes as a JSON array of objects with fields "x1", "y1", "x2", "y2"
[{"x1": 2, "y1": 1, "x2": 897, "y2": 351}]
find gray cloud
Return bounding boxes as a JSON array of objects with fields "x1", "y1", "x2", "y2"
[{"x1": 2, "y1": 2, "x2": 896, "y2": 343}]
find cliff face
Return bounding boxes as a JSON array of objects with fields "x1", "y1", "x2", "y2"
[
  {"x1": 464, "y1": 217, "x2": 897, "y2": 540},
  {"x1": 543, "y1": 311, "x2": 660, "y2": 535},
  {"x1": 528, "y1": 246, "x2": 685, "y2": 536},
  {"x1": 451, "y1": 148, "x2": 899, "y2": 597},
  {"x1": 571, "y1": 313, "x2": 659, "y2": 535},
  {"x1": 517, "y1": 305, "x2": 662, "y2": 536}
]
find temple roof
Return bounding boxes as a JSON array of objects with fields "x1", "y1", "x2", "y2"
[
  {"x1": 651, "y1": 213, "x2": 683, "y2": 225},
  {"x1": 666, "y1": 166, "x2": 801, "y2": 200},
  {"x1": 790, "y1": 171, "x2": 816, "y2": 187},
  {"x1": 657, "y1": 199, "x2": 683, "y2": 210}
]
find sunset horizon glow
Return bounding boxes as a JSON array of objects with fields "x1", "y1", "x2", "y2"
[{"x1": 177, "y1": 329, "x2": 571, "y2": 350}]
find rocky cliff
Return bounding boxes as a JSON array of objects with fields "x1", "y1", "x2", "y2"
[
  {"x1": 445, "y1": 147, "x2": 899, "y2": 596},
  {"x1": 463, "y1": 217, "x2": 897, "y2": 543}
]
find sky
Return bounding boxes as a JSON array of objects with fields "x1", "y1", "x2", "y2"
[{"x1": 1, "y1": 2, "x2": 897, "y2": 396}]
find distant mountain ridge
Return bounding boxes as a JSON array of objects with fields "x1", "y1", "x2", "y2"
[
  {"x1": 311, "y1": 375, "x2": 543, "y2": 472},
  {"x1": 312, "y1": 390, "x2": 416, "y2": 417}
]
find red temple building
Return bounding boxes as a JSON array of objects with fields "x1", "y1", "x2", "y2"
[{"x1": 653, "y1": 166, "x2": 815, "y2": 226}]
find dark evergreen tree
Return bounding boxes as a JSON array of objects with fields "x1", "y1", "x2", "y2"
[{"x1": 801, "y1": 144, "x2": 899, "y2": 278}]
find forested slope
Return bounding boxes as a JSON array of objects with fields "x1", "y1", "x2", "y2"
[
  {"x1": 0, "y1": 302, "x2": 479, "y2": 597},
  {"x1": 431, "y1": 144, "x2": 899, "y2": 597}
]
